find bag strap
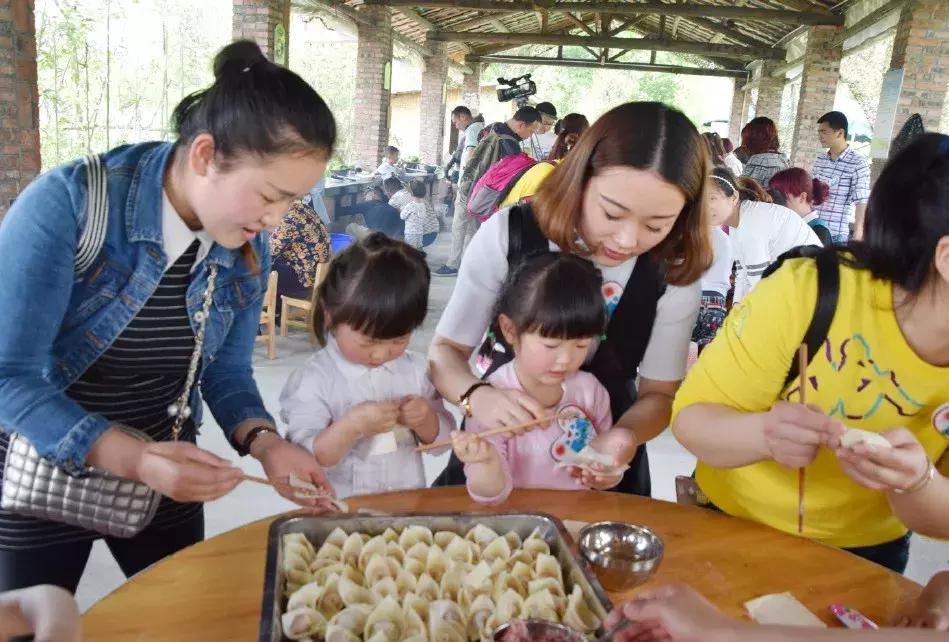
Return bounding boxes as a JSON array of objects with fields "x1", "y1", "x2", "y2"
[
  {"x1": 782, "y1": 250, "x2": 840, "y2": 389},
  {"x1": 74, "y1": 154, "x2": 109, "y2": 276}
]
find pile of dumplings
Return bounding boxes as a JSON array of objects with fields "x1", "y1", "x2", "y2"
[{"x1": 280, "y1": 523, "x2": 602, "y2": 641}]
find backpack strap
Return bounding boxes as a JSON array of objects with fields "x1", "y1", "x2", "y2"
[
  {"x1": 782, "y1": 249, "x2": 840, "y2": 389},
  {"x1": 74, "y1": 154, "x2": 109, "y2": 276}
]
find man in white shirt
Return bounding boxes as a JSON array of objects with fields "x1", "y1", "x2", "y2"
[{"x1": 523, "y1": 101, "x2": 558, "y2": 160}]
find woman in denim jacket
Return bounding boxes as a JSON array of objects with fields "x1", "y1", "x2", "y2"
[{"x1": 0, "y1": 40, "x2": 337, "y2": 593}]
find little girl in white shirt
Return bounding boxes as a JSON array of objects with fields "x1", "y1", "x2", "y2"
[{"x1": 279, "y1": 233, "x2": 454, "y2": 498}]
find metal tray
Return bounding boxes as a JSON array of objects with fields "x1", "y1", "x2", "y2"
[{"x1": 260, "y1": 512, "x2": 614, "y2": 642}]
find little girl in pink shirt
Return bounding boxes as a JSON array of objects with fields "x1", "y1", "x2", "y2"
[{"x1": 451, "y1": 253, "x2": 626, "y2": 504}]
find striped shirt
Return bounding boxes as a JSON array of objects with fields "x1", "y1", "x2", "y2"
[
  {"x1": 741, "y1": 152, "x2": 790, "y2": 187},
  {"x1": 0, "y1": 240, "x2": 203, "y2": 546},
  {"x1": 811, "y1": 146, "x2": 871, "y2": 239}
]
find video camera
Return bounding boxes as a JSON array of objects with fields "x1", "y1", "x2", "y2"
[{"x1": 496, "y1": 74, "x2": 537, "y2": 106}]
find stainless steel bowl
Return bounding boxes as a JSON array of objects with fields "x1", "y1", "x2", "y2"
[
  {"x1": 578, "y1": 521, "x2": 664, "y2": 591},
  {"x1": 492, "y1": 619, "x2": 586, "y2": 642}
]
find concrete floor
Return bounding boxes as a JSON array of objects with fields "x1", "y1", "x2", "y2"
[{"x1": 75, "y1": 232, "x2": 947, "y2": 612}]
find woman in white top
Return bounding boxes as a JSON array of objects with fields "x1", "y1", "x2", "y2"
[
  {"x1": 706, "y1": 166, "x2": 820, "y2": 303},
  {"x1": 429, "y1": 102, "x2": 713, "y2": 497}
]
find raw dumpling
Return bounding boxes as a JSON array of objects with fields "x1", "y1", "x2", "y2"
[
  {"x1": 463, "y1": 560, "x2": 493, "y2": 596},
  {"x1": 529, "y1": 577, "x2": 566, "y2": 611},
  {"x1": 404, "y1": 604, "x2": 428, "y2": 639},
  {"x1": 503, "y1": 530, "x2": 523, "y2": 550},
  {"x1": 281, "y1": 607, "x2": 327, "y2": 641},
  {"x1": 482, "y1": 536, "x2": 512, "y2": 564},
  {"x1": 405, "y1": 542, "x2": 430, "y2": 563},
  {"x1": 313, "y1": 563, "x2": 361, "y2": 587},
  {"x1": 371, "y1": 576, "x2": 398, "y2": 600},
  {"x1": 385, "y1": 541, "x2": 405, "y2": 563},
  {"x1": 562, "y1": 584, "x2": 601, "y2": 633},
  {"x1": 341, "y1": 532, "x2": 363, "y2": 568},
  {"x1": 325, "y1": 527, "x2": 349, "y2": 548},
  {"x1": 444, "y1": 536, "x2": 474, "y2": 564},
  {"x1": 324, "y1": 624, "x2": 360, "y2": 642},
  {"x1": 399, "y1": 525, "x2": 435, "y2": 550},
  {"x1": 287, "y1": 581, "x2": 323, "y2": 612},
  {"x1": 439, "y1": 562, "x2": 467, "y2": 602},
  {"x1": 358, "y1": 536, "x2": 387, "y2": 571},
  {"x1": 535, "y1": 553, "x2": 563, "y2": 583},
  {"x1": 309, "y1": 557, "x2": 340, "y2": 573},
  {"x1": 523, "y1": 528, "x2": 551, "y2": 556},
  {"x1": 467, "y1": 594, "x2": 495, "y2": 641},
  {"x1": 364, "y1": 554, "x2": 397, "y2": 586},
  {"x1": 363, "y1": 596, "x2": 405, "y2": 642},
  {"x1": 524, "y1": 588, "x2": 560, "y2": 623},
  {"x1": 434, "y1": 530, "x2": 458, "y2": 549},
  {"x1": 381, "y1": 527, "x2": 399, "y2": 544},
  {"x1": 428, "y1": 600, "x2": 466, "y2": 642},
  {"x1": 416, "y1": 573, "x2": 440, "y2": 602},
  {"x1": 495, "y1": 588, "x2": 525, "y2": 623},
  {"x1": 328, "y1": 604, "x2": 372, "y2": 635},
  {"x1": 492, "y1": 571, "x2": 526, "y2": 603},
  {"x1": 337, "y1": 576, "x2": 379, "y2": 608},
  {"x1": 284, "y1": 533, "x2": 317, "y2": 562},
  {"x1": 403, "y1": 592, "x2": 430, "y2": 623},
  {"x1": 465, "y1": 524, "x2": 500, "y2": 547},
  {"x1": 395, "y1": 569, "x2": 418, "y2": 598},
  {"x1": 510, "y1": 560, "x2": 533, "y2": 585},
  {"x1": 283, "y1": 549, "x2": 313, "y2": 595},
  {"x1": 426, "y1": 546, "x2": 450, "y2": 583},
  {"x1": 316, "y1": 575, "x2": 345, "y2": 619},
  {"x1": 840, "y1": 428, "x2": 892, "y2": 449},
  {"x1": 316, "y1": 542, "x2": 343, "y2": 562},
  {"x1": 403, "y1": 556, "x2": 425, "y2": 578},
  {"x1": 509, "y1": 549, "x2": 535, "y2": 567}
]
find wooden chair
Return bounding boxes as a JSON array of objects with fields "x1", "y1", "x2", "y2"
[
  {"x1": 256, "y1": 270, "x2": 279, "y2": 359},
  {"x1": 280, "y1": 262, "x2": 330, "y2": 342}
]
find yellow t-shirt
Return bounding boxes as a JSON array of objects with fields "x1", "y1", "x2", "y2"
[
  {"x1": 499, "y1": 161, "x2": 557, "y2": 208},
  {"x1": 672, "y1": 257, "x2": 949, "y2": 548}
]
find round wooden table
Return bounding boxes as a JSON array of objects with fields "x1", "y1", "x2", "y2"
[{"x1": 81, "y1": 488, "x2": 920, "y2": 640}]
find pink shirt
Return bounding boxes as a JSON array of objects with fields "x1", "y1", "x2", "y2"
[{"x1": 465, "y1": 362, "x2": 613, "y2": 505}]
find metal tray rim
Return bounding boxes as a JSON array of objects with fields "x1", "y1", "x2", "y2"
[{"x1": 259, "y1": 511, "x2": 614, "y2": 642}]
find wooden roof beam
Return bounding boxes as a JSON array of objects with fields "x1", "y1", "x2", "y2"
[
  {"x1": 363, "y1": 0, "x2": 845, "y2": 25},
  {"x1": 562, "y1": 12, "x2": 596, "y2": 37},
  {"x1": 427, "y1": 30, "x2": 786, "y2": 60},
  {"x1": 467, "y1": 54, "x2": 749, "y2": 78}
]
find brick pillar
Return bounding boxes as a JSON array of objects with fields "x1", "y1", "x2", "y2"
[
  {"x1": 753, "y1": 62, "x2": 785, "y2": 123},
  {"x1": 789, "y1": 25, "x2": 844, "y2": 168},
  {"x1": 0, "y1": 1, "x2": 40, "y2": 219},
  {"x1": 232, "y1": 0, "x2": 290, "y2": 65},
  {"x1": 351, "y1": 5, "x2": 392, "y2": 171},
  {"x1": 419, "y1": 42, "x2": 449, "y2": 165},
  {"x1": 728, "y1": 78, "x2": 748, "y2": 144},
  {"x1": 463, "y1": 61, "x2": 481, "y2": 115},
  {"x1": 871, "y1": 0, "x2": 949, "y2": 175}
]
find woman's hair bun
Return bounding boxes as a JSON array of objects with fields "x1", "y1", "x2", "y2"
[{"x1": 213, "y1": 40, "x2": 268, "y2": 79}]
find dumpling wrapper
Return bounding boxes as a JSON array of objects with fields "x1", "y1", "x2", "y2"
[
  {"x1": 416, "y1": 572, "x2": 441, "y2": 602},
  {"x1": 467, "y1": 594, "x2": 496, "y2": 641},
  {"x1": 562, "y1": 584, "x2": 601, "y2": 633},
  {"x1": 324, "y1": 624, "x2": 360, "y2": 642},
  {"x1": 385, "y1": 541, "x2": 405, "y2": 563},
  {"x1": 315, "y1": 542, "x2": 343, "y2": 562},
  {"x1": 840, "y1": 428, "x2": 892, "y2": 449},
  {"x1": 444, "y1": 536, "x2": 474, "y2": 564},
  {"x1": 328, "y1": 604, "x2": 372, "y2": 634},
  {"x1": 371, "y1": 576, "x2": 399, "y2": 600},
  {"x1": 434, "y1": 530, "x2": 459, "y2": 549},
  {"x1": 363, "y1": 596, "x2": 405, "y2": 642},
  {"x1": 395, "y1": 569, "x2": 418, "y2": 598},
  {"x1": 524, "y1": 588, "x2": 560, "y2": 623},
  {"x1": 428, "y1": 600, "x2": 466, "y2": 642},
  {"x1": 535, "y1": 553, "x2": 563, "y2": 583},
  {"x1": 324, "y1": 528, "x2": 348, "y2": 549},
  {"x1": 404, "y1": 604, "x2": 428, "y2": 639},
  {"x1": 744, "y1": 592, "x2": 826, "y2": 627},
  {"x1": 337, "y1": 576, "x2": 379, "y2": 608},
  {"x1": 287, "y1": 581, "x2": 322, "y2": 611},
  {"x1": 553, "y1": 445, "x2": 629, "y2": 475},
  {"x1": 341, "y1": 532, "x2": 363, "y2": 568},
  {"x1": 510, "y1": 560, "x2": 534, "y2": 584},
  {"x1": 399, "y1": 524, "x2": 435, "y2": 549},
  {"x1": 315, "y1": 575, "x2": 345, "y2": 619},
  {"x1": 358, "y1": 536, "x2": 388, "y2": 570},
  {"x1": 466, "y1": 524, "x2": 500, "y2": 547},
  {"x1": 364, "y1": 554, "x2": 397, "y2": 586},
  {"x1": 492, "y1": 571, "x2": 527, "y2": 604},
  {"x1": 481, "y1": 535, "x2": 512, "y2": 563},
  {"x1": 281, "y1": 607, "x2": 327, "y2": 641},
  {"x1": 464, "y1": 560, "x2": 494, "y2": 595},
  {"x1": 523, "y1": 528, "x2": 551, "y2": 557},
  {"x1": 495, "y1": 588, "x2": 526, "y2": 623},
  {"x1": 403, "y1": 592, "x2": 430, "y2": 623},
  {"x1": 403, "y1": 556, "x2": 425, "y2": 578},
  {"x1": 426, "y1": 545, "x2": 450, "y2": 583},
  {"x1": 439, "y1": 561, "x2": 467, "y2": 602},
  {"x1": 284, "y1": 533, "x2": 317, "y2": 561},
  {"x1": 287, "y1": 473, "x2": 349, "y2": 512},
  {"x1": 405, "y1": 541, "x2": 430, "y2": 563}
]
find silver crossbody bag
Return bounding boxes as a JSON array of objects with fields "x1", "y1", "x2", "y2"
[{"x1": 1, "y1": 154, "x2": 218, "y2": 538}]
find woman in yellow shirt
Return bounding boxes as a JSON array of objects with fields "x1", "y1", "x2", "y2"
[
  {"x1": 672, "y1": 133, "x2": 949, "y2": 572},
  {"x1": 500, "y1": 113, "x2": 589, "y2": 208}
]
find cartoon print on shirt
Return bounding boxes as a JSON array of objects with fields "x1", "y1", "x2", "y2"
[
  {"x1": 785, "y1": 334, "x2": 924, "y2": 420},
  {"x1": 549, "y1": 404, "x2": 596, "y2": 462},
  {"x1": 601, "y1": 281, "x2": 622, "y2": 319},
  {"x1": 933, "y1": 402, "x2": 949, "y2": 439}
]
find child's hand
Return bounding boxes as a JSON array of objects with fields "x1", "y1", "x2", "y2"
[
  {"x1": 347, "y1": 401, "x2": 400, "y2": 437},
  {"x1": 398, "y1": 395, "x2": 434, "y2": 433},
  {"x1": 894, "y1": 571, "x2": 949, "y2": 630},
  {"x1": 451, "y1": 431, "x2": 496, "y2": 465},
  {"x1": 835, "y1": 427, "x2": 931, "y2": 492}
]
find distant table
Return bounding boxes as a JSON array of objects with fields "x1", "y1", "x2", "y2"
[
  {"x1": 322, "y1": 171, "x2": 438, "y2": 221},
  {"x1": 80, "y1": 488, "x2": 921, "y2": 641}
]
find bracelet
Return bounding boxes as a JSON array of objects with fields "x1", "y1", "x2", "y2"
[
  {"x1": 236, "y1": 425, "x2": 279, "y2": 457},
  {"x1": 892, "y1": 461, "x2": 936, "y2": 495},
  {"x1": 458, "y1": 381, "x2": 491, "y2": 418}
]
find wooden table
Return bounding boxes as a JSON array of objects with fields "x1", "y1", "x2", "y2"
[{"x1": 81, "y1": 488, "x2": 920, "y2": 641}]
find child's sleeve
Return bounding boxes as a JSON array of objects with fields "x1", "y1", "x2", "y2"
[
  {"x1": 278, "y1": 364, "x2": 335, "y2": 452},
  {"x1": 415, "y1": 360, "x2": 456, "y2": 453},
  {"x1": 400, "y1": 204, "x2": 412, "y2": 221},
  {"x1": 464, "y1": 420, "x2": 514, "y2": 506}
]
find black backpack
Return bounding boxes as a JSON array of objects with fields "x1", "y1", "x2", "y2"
[{"x1": 760, "y1": 246, "x2": 841, "y2": 388}]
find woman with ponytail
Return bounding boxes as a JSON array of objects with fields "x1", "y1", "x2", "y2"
[
  {"x1": 769, "y1": 167, "x2": 834, "y2": 246},
  {"x1": 704, "y1": 166, "x2": 821, "y2": 302},
  {"x1": 0, "y1": 40, "x2": 337, "y2": 593}
]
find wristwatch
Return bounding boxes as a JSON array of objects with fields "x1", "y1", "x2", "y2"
[
  {"x1": 458, "y1": 381, "x2": 491, "y2": 418},
  {"x1": 236, "y1": 425, "x2": 279, "y2": 456}
]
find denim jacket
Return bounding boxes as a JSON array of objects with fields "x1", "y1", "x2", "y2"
[{"x1": 0, "y1": 142, "x2": 273, "y2": 474}]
